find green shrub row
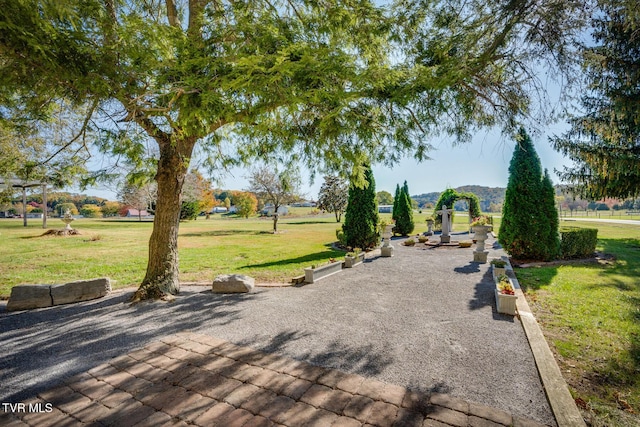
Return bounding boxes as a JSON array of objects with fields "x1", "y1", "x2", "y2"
[{"x1": 560, "y1": 227, "x2": 598, "y2": 259}]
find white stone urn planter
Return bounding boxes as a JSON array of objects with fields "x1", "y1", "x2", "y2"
[
  {"x1": 471, "y1": 224, "x2": 493, "y2": 234},
  {"x1": 472, "y1": 225, "x2": 492, "y2": 263},
  {"x1": 304, "y1": 261, "x2": 342, "y2": 284},
  {"x1": 344, "y1": 252, "x2": 365, "y2": 268},
  {"x1": 495, "y1": 277, "x2": 517, "y2": 315},
  {"x1": 381, "y1": 224, "x2": 395, "y2": 257}
]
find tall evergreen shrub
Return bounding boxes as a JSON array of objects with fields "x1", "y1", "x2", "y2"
[
  {"x1": 499, "y1": 129, "x2": 560, "y2": 260},
  {"x1": 343, "y1": 165, "x2": 379, "y2": 249},
  {"x1": 394, "y1": 180, "x2": 415, "y2": 235},
  {"x1": 541, "y1": 169, "x2": 561, "y2": 257},
  {"x1": 392, "y1": 184, "x2": 400, "y2": 221}
]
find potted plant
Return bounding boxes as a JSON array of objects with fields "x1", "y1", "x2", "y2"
[
  {"x1": 378, "y1": 220, "x2": 387, "y2": 240},
  {"x1": 470, "y1": 215, "x2": 493, "y2": 233},
  {"x1": 344, "y1": 248, "x2": 365, "y2": 268},
  {"x1": 387, "y1": 220, "x2": 396, "y2": 236},
  {"x1": 380, "y1": 220, "x2": 395, "y2": 257},
  {"x1": 495, "y1": 274, "x2": 517, "y2": 315},
  {"x1": 490, "y1": 258, "x2": 507, "y2": 276},
  {"x1": 304, "y1": 259, "x2": 343, "y2": 284},
  {"x1": 403, "y1": 237, "x2": 416, "y2": 246}
]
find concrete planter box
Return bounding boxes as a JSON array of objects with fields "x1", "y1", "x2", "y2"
[
  {"x1": 344, "y1": 252, "x2": 365, "y2": 268},
  {"x1": 495, "y1": 289, "x2": 518, "y2": 315},
  {"x1": 304, "y1": 261, "x2": 342, "y2": 284},
  {"x1": 495, "y1": 277, "x2": 517, "y2": 315}
]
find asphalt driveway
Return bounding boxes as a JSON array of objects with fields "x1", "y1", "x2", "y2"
[{"x1": 0, "y1": 232, "x2": 555, "y2": 425}]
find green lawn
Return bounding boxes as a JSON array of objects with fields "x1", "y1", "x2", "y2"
[
  {"x1": 513, "y1": 220, "x2": 640, "y2": 426},
  {"x1": 4, "y1": 211, "x2": 636, "y2": 423},
  {"x1": 0, "y1": 210, "x2": 479, "y2": 297},
  {"x1": 0, "y1": 213, "x2": 349, "y2": 296}
]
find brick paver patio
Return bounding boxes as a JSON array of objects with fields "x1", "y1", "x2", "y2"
[{"x1": 1, "y1": 332, "x2": 548, "y2": 426}]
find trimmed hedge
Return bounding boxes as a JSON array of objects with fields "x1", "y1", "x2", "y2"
[{"x1": 560, "y1": 227, "x2": 598, "y2": 259}]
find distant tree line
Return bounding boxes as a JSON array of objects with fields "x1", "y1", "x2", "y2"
[{"x1": 412, "y1": 186, "x2": 507, "y2": 212}]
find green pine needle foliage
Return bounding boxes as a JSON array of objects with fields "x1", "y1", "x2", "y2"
[
  {"x1": 394, "y1": 180, "x2": 415, "y2": 235},
  {"x1": 392, "y1": 184, "x2": 400, "y2": 221},
  {"x1": 499, "y1": 129, "x2": 560, "y2": 261},
  {"x1": 343, "y1": 165, "x2": 379, "y2": 249}
]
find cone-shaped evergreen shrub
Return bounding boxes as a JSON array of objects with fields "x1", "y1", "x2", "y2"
[
  {"x1": 343, "y1": 165, "x2": 379, "y2": 249},
  {"x1": 541, "y1": 169, "x2": 561, "y2": 258},
  {"x1": 394, "y1": 180, "x2": 415, "y2": 235},
  {"x1": 499, "y1": 129, "x2": 560, "y2": 260},
  {"x1": 392, "y1": 184, "x2": 400, "y2": 221}
]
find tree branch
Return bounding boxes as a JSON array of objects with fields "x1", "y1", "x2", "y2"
[
  {"x1": 39, "y1": 98, "x2": 100, "y2": 166},
  {"x1": 188, "y1": 0, "x2": 207, "y2": 37},
  {"x1": 166, "y1": 0, "x2": 180, "y2": 27}
]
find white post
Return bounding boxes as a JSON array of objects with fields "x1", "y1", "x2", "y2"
[
  {"x1": 22, "y1": 187, "x2": 27, "y2": 227},
  {"x1": 42, "y1": 184, "x2": 47, "y2": 229}
]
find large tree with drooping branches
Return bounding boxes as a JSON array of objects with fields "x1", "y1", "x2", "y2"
[{"x1": 0, "y1": 0, "x2": 589, "y2": 299}]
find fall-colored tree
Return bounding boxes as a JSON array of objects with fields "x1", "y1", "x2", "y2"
[{"x1": 232, "y1": 191, "x2": 258, "y2": 219}]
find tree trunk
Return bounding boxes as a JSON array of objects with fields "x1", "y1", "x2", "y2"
[
  {"x1": 133, "y1": 136, "x2": 194, "y2": 301},
  {"x1": 273, "y1": 213, "x2": 279, "y2": 233}
]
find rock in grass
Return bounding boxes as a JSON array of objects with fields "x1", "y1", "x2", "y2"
[{"x1": 212, "y1": 274, "x2": 255, "y2": 293}]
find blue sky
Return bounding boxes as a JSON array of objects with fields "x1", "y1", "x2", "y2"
[
  {"x1": 199, "y1": 121, "x2": 572, "y2": 198},
  {"x1": 81, "y1": 122, "x2": 572, "y2": 201}
]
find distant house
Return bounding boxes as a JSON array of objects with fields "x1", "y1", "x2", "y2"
[
  {"x1": 211, "y1": 206, "x2": 228, "y2": 213},
  {"x1": 378, "y1": 205, "x2": 393, "y2": 213},
  {"x1": 123, "y1": 209, "x2": 151, "y2": 217},
  {"x1": 291, "y1": 201, "x2": 316, "y2": 207},
  {"x1": 261, "y1": 205, "x2": 289, "y2": 216}
]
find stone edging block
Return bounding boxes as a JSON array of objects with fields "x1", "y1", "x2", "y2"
[
  {"x1": 6, "y1": 278, "x2": 111, "y2": 311},
  {"x1": 51, "y1": 278, "x2": 112, "y2": 305},
  {"x1": 6, "y1": 284, "x2": 53, "y2": 311}
]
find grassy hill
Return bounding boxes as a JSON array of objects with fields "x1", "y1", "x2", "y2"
[{"x1": 412, "y1": 185, "x2": 506, "y2": 212}]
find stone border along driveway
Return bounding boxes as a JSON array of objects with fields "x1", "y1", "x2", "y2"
[
  {"x1": 1, "y1": 332, "x2": 549, "y2": 427},
  {"x1": 0, "y1": 231, "x2": 567, "y2": 426}
]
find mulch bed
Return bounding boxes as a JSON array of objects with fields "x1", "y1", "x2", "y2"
[{"x1": 40, "y1": 229, "x2": 82, "y2": 236}]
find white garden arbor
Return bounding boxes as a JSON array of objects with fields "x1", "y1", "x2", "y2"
[{"x1": 0, "y1": 178, "x2": 48, "y2": 228}]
